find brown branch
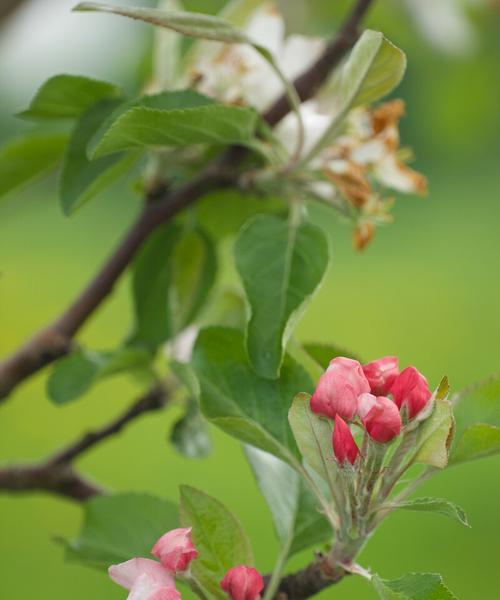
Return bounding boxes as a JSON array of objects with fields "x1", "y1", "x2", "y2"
[
  {"x1": 272, "y1": 557, "x2": 346, "y2": 600},
  {"x1": 0, "y1": 0, "x2": 374, "y2": 402},
  {"x1": 0, "y1": 0, "x2": 29, "y2": 25},
  {"x1": 0, "y1": 383, "x2": 169, "y2": 501}
]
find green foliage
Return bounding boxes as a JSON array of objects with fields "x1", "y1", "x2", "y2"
[
  {"x1": 288, "y1": 393, "x2": 334, "y2": 486},
  {"x1": 304, "y1": 29, "x2": 406, "y2": 161},
  {"x1": 19, "y1": 74, "x2": 122, "y2": 120},
  {"x1": 47, "y1": 347, "x2": 152, "y2": 405},
  {"x1": 131, "y1": 223, "x2": 216, "y2": 349},
  {"x1": 170, "y1": 399, "x2": 213, "y2": 458},
  {"x1": 235, "y1": 214, "x2": 329, "y2": 379},
  {"x1": 449, "y1": 423, "x2": 500, "y2": 465},
  {"x1": 90, "y1": 103, "x2": 258, "y2": 158},
  {"x1": 192, "y1": 327, "x2": 313, "y2": 466},
  {"x1": 392, "y1": 497, "x2": 469, "y2": 528},
  {"x1": 450, "y1": 375, "x2": 500, "y2": 464},
  {"x1": 414, "y1": 398, "x2": 454, "y2": 468},
  {"x1": 60, "y1": 99, "x2": 140, "y2": 214},
  {"x1": 179, "y1": 485, "x2": 253, "y2": 600},
  {"x1": 372, "y1": 573, "x2": 458, "y2": 600},
  {"x1": 64, "y1": 493, "x2": 178, "y2": 567},
  {"x1": 0, "y1": 133, "x2": 68, "y2": 199},
  {"x1": 245, "y1": 446, "x2": 330, "y2": 556}
]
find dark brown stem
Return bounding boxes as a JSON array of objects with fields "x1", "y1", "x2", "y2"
[
  {"x1": 271, "y1": 556, "x2": 346, "y2": 600},
  {"x1": 0, "y1": 383, "x2": 169, "y2": 501},
  {"x1": 0, "y1": 0, "x2": 374, "y2": 403},
  {"x1": 0, "y1": 0, "x2": 28, "y2": 25}
]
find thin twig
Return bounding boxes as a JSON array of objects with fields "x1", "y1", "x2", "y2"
[
  {"x1": 0, "y1": 0, "x2": 375, "y2": 403},
  {"x1": 0, "y1": 382, "x2": 169, "y2": 501}
]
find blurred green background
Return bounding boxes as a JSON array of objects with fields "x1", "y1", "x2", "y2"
[{"x1": 1, "y1": 1, "x2": 499, "y2": 599}]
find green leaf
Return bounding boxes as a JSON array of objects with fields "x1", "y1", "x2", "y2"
[
  {"x1": 88, "y1": 89, "x2": 215, "y2": 157},
  {"x1": 302, "y1": 30, "x2": 406, "y2": 163},
  {"x1": 338, "y1": 29, "x2": 406, "y2": 110},
  {"x1": 170, "y1": 399, "x2": 212, "y2": 458},
  {"x1": 392, "y1": 497, "x2": 469, "y2": 528},
  {"x1": 245, "y1": 446, "x2": 330, "y2": 556},
  {"x1": 19, "y1": 74, "x2": 122, "y2": 120},
  {"x1": 64, "y1": 493, "x2": 178, "y2": 567},
  {"x1": 450, "y1": 375, "x2": 500, "y2": 464},
  {"x1": 179, "y1": 485, "x2": 253, "y2": 600},
  {"x1": 302, "y1": 342, "x2": 361, "y2": 370},
  {"x1": 90, "y1": 102, "x2": 258, "y2": 158},
  {"x1": 74, "y1": 3, "x2": 250, "y2": 43},
  {"x1": 288, "y1": 392, "x2": 335, "y2": 487},
  {"x1": 60, "y1": 99, "x2": 140, "y2": 214},
  {"x1": 47, "y1": 347, "x2": 152, "y2": 405},
  {"x1": 413, "y1": 398, "x2": 454, "y2": 468},
  {"x1": 373, "y1": 573, "x2": 458, "y2": 600},
  {"x1": 74, "y1": 3, "x2": 302, "y2": 152},
  {"x1": 235, "y1": 214, "x2": 329, "y2": 379},
  {"x1": 131, "y1": 224, "x2": 217, "y2": 348},
  {"x1": 192, "y1": 327, "x2": 313, "y2": 466},
  {"x1": 449, "y1": 423, "x2": 500, "y2": 465},
  {"x1": 0, "y1": 133, "x2": 68, "y2": 199}
]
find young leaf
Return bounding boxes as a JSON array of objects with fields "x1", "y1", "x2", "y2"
[
  {"x1": 372, "y1": 572, "x2": 458, "y2": 600},
  {"x1": 0, "y1": 133, "x2": 68, "y2": 200},
  {"x1": 450, "y1": 374, "x2": 500, "y2": 464},
  {"x1": 288, "y1": 392, "x2": 335, "y2": 487},
  {"x1": 60, "y1": 99, "x2": 140, "y2": 214},
  {"x1": 392, "y1": 497, "x2": 469, "y2": 528},
  {"x1": 64, "y1": 493, "x2": 178, "y2": 567},
  {"x1": 192, "y1": 327, "x2": 313, "y2": 466},
  {"x1": 170, "y1": 399, "x2": 212, "y2": 458},
  {"x1": 47, "y1": 347, "x2": 152, "y2": 405},
  {"x1": 179, "y1": 485, "x2": 253, "y2": 600},
  {"x1": 245, "y1": 446, "x2": 330, "y2": 556},
  {"x1": 235, "y1": 214, "x2": 329, "y2": 379},
  {"x1": 131, "y1": 224, "x2": 216, "y2": 349},
  {"x1": 19, "y1": 74, "x2": 122, "y2": 120},
  {"x1": 92, "y1": 103, "x2": 258, "y2": 158},
  {"x1": 449, "y1": 423, "x2": 500, "y2": 465},
  {"x1": 413, "y1": 398, "x2": 454, "y2": 468},
  {"x1": 302, "y1": 30, "x2": 406, "y2": 163},
  {"x1": 88, "y1": 89, "x2": 215, "y2": 157}
]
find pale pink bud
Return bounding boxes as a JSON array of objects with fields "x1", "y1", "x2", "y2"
[
  {"x1": 108, "y1": 559, "x2": 180, "y2": 600},
  {"x1": 220, "y1": 566, "x2": 264, "y2": 600},
  {"x1": 310, "y1": 357, "x2": 370, "y2": 421},
  {"x1": 362, "y1": 356, "x2": 399, "y2": 395},
  {"x1": 358, "y1": 393, "x2": 401, "y2": 443},
  {"x1": 151, "y1": 527, "x2": 198, "y2": 573},
  {"x1": 390, "y1": 366, "x2": 432, "y2": 419},
  {"x1": 332, "y1": 415, "x2": 359, "y2": 465}
]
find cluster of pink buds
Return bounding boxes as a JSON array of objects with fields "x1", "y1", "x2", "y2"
[
  {"x1": 310, "y1": 357, "x2": 432, "y2": 464},
  {"x1": 108, "y1": 527, "x2": 263, "y2": 600}
]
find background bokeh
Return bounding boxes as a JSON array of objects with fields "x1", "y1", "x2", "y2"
[{"x1": 1, "y1": 1, "x2": 499, "y2": 599}]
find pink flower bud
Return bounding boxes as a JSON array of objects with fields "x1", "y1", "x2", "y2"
[
  {"x1": 358, "y1": 393, "x2": 401, "y2": 443},
  {"x1": 220, "y1": 566, "x2": 264, "y2": 600},
  {"x1": 310, "y1": 357, "x2": 370, "y2": 421},
  {"x1": 390, "y1": 366, "x2": 432, "y2": 419},
  {"x1": 332, "y1": 415, "x2": 360, "y2": 465},
  {"x1": 151, "y1": 527, "x2": 198, "y2": 573},
  {"x1": 362, "y1": 356, "x2": 399, "y2": 395},
  {"x1": 108, "y1": 558, "x2": 180, "y2": 600}
]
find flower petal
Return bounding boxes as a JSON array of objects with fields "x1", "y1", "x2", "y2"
[{"x1": 109, "y1": 558, "x2": 174, "y2": 591}]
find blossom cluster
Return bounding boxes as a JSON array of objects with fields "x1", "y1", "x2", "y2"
[
  {"x1": 310, "y1": 356, "x2": 432, "y2": 464},
  {"x1": 108, "y1": 527, "x2": 263, "y2": 600},
  {"x1": 187, "y1": 2, "x2": 427, "y2": 250}
]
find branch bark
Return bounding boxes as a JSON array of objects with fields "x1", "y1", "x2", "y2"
[
  {"x1": 0, "y1": 383, "x2": 169, "y2": 501},
  {"x1": 0, "y1": 0, "x2": 29, "y2": 25},
  {"x1": 271, "y1": 557, "x2": 346, "y2": 600},
  {"x1": 0, "y1": 0, "x2": 374, "y2": 402}
]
